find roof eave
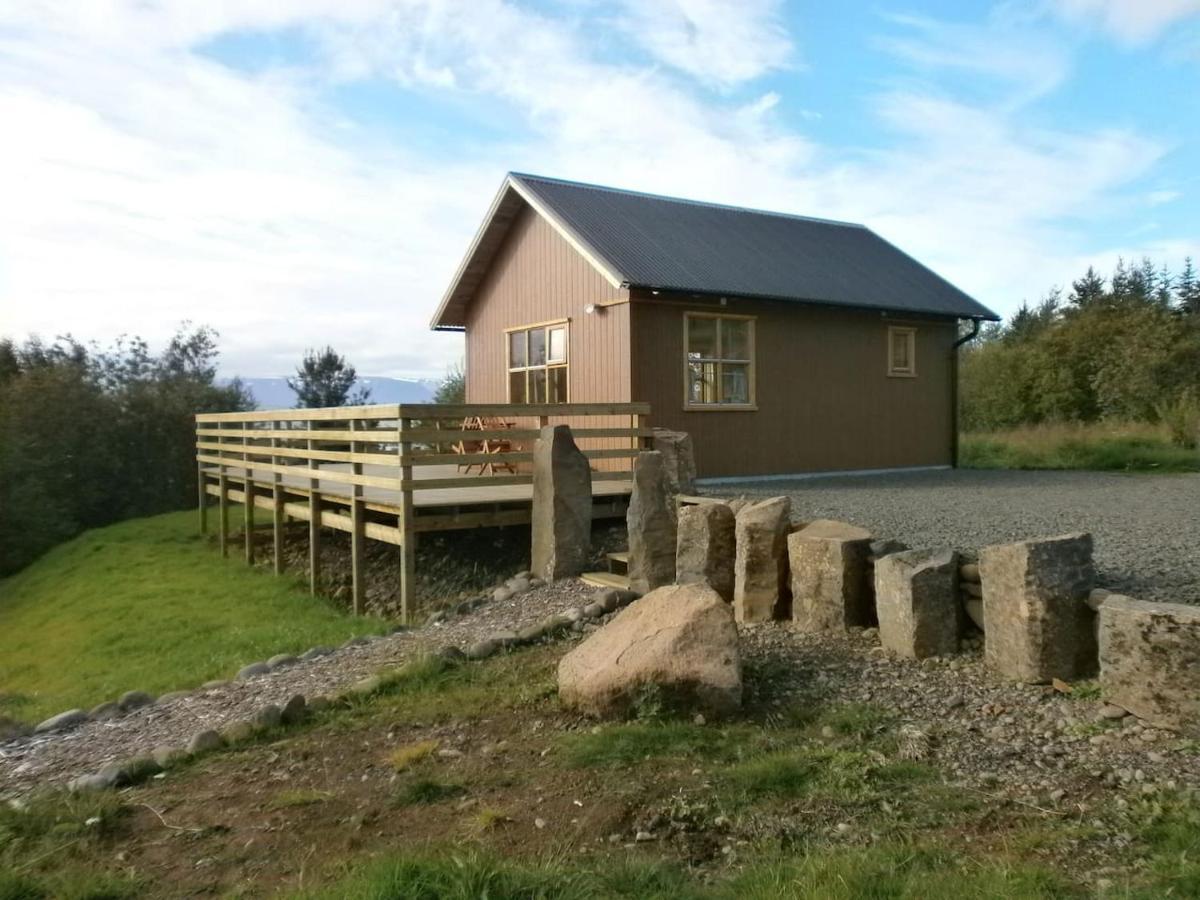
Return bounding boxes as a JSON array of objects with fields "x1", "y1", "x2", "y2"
[{"x1": 628, "y1": 282, "x2": 999, "y2": 322}]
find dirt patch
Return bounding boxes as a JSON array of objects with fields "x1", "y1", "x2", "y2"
[
  {"x1": 8, "y1": 626, "x2": 1199, "y2": 897},
  {"x1": 253, "y1": 520, "x2": 628, "y2": 618}
]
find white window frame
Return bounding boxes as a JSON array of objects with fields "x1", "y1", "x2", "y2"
[
  {"x1": 683, "y1": 312, "x2": 757, "y2": 410},
  {"x1": 887, "y1": 326, "x2": 917, "y2": 378},
  {"x1": 505, "y1": 319, "x2": 570, "y2": 403}
]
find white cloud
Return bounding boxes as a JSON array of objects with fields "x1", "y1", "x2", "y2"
[
  {"x1": 0, "y1": 1, "x2": 1196, "y2": 385},
  {"x1": 611, "y1": 0, "x2": 794, "y2": 88},
  {"x1": 1051, "y1": 0, "x2": 1200, "y2": 44},
  {"x1": 875, "y1": 12, "x2": 1071, "y2": 104}
]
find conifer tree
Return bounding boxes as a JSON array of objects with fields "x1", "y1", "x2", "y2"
[
  {"x1": 1178, "y1": 257, "x2": 1200, "y2": 315},
  {"x1": 1069, "y1": 266, "x2": 1106, "y2": 308},
  {"x1": 287, "y1": 346, "x2": 371, "y2": 408}
]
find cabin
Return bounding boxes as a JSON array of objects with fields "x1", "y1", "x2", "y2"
[{"x1": 430, "y1": 173, "x2": 999, "y2": 479}]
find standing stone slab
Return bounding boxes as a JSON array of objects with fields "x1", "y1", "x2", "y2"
[
  {"x1": 626, "y1": 451, "x2": 678, "y2": 594},
  {"x1": 789, "y1": 519, "x2": 873, "y2": 632},
  {"x1": 676, "y1": 502, "x2": 736, "y2": 602},
  {"x1": 531, "y1": 425, "x2": 592, "y2": 581},
  {"x1": 980, "y1": 533, "x2": 1096, "y2": 683},
  {"x1": 733, "y1": 497, "x2": 791, "y2": 623},
  {"x1": 651, "y1": 429, "x2": 697, "y2": 495},
  {"x1": 1099, "y1": 596, "x2": 1200, "y2": 734},
  {"x1": 875, "y1": 549, "x2": 961, "y2": 659}
]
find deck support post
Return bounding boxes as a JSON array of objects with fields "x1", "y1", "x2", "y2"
[
  {"x1": 398, "y1": 415, "x2": 416, "y2": 624},
  {"x1": 271, "y1": 436, "x2": 284, "y2": 576},
  {"x1": 350, "y1": 420, "x2": 366, "y2": 615},
  {"x1": 197, "y1": 461, "x2": 208, "y2": 534},
  {"x1": 308, "y1": 422, "x2": 322, "y2": 596},
  {"x1": 242, "y1": 422, "x2": 255, "y2": 565}
]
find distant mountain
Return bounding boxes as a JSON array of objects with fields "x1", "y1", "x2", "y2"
[{"x1": 230, "y1": 377, "x2": 439, "y2": 410}]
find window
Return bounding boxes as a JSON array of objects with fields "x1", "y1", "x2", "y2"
[
  {"x1": 887, "y1": 326, "x2": 917, "y2": 377},
  {"x1": 507, "y1": 321, "x2": 568, "y2": 403},
  {"x1": 684, "y1": 313, "x2": 755, "y2": 408}
]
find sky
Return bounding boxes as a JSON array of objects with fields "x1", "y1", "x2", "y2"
[{"x1": 1, "y1": 0, "x2": 1198, "y2": 380}]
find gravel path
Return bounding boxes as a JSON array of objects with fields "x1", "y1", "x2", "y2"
[
  {"x1": 704, "y1": 469, "x2": 1200, "y2": 604},
  {"x1": 0, "y1": 579, "x2": 596, "y2": 797}
]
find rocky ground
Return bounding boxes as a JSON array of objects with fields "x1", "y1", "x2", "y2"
[
  {"x1": 741, "y1": 625, "x2": 1200, "y2": 806},
  {"x1": 706, "y1": 468, "x2": 1200, "y2": 604},
  {"x1": 0, "y1": 578, "x2": 597, "y2": 797},
  {"x1": 4, "y1": 574, "x2": 1196, "y2": 809}
]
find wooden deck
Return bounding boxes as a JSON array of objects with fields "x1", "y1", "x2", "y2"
[
  {"x1": 203, "y1": 462, "x2": 632, "y2": 511},
  {"x1": 196, "y1": 401, "x2": 651, "y2": 622}
]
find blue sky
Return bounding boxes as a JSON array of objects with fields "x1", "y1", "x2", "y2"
[{"x1": 1, "y1": 0, "x2": 1197, "y2": 378}]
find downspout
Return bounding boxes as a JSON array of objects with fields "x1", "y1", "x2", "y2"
[{"x1": 950, "y1": 318, "x2": 983, "y2": 468}]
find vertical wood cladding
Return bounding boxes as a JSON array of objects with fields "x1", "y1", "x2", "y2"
[
  {"x1": 463, "y1": 205, "x2": 629, "y2": 405},
  {"x1": 630, "y1": 292, "x2": 957, "y2": 477},
  {"x1": 460, "y1": 203, "x2": 957, "y2": 479}
]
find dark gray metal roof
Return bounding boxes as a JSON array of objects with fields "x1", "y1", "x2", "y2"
[
  {"x1": 431, "y1": 173, "x2": 998, "y2": 329},
  {"x1": 515, "y1": 173, "x2": 997, "y2": 320}
]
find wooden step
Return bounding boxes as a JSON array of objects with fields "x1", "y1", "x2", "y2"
[
  {"x1": 605, "y1": 550, "x2": 629, "y2": 575},
  {"x1": 580, "y1": 571, "x2": 631, "y2": 590}
]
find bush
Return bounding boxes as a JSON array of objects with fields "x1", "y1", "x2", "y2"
[{"x1": 1155, "y1": 390, "x2": 1200, "y2": 449}]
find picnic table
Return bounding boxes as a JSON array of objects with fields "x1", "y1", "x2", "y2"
[{"x1": 452, "y1": 415, "x2": 518, "y2": 475}]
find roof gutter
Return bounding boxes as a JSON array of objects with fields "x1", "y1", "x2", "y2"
[{"x1": 950, "y1": 317, "x2": 985, "y2": 467}]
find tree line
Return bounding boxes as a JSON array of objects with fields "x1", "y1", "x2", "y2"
[
  {"x1": 960, "y1": 256, "x2": 1200, "y2": 442},
  {"x1": 0, "y1": 326, "x2": 254, "y2": 574},
  {"x1": 0, "y1": 330, "x2": 463, "y2": 575}
]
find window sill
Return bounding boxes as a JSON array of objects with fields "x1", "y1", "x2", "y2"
[
  {"x1": 887, "y1": 371, "x2": 918, "y2": 379},
  {"x1": 682, "y1": 404, "x2": 759, "y2": 412}
]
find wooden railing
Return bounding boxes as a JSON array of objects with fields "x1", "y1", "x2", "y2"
[{"x1": 195, "y1": 402, "x2": 652, "y2": 621}]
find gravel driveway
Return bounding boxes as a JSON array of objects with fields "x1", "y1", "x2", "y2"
[{"x1": 704, "y1": 469, "x2": 1199, "y2": 604}]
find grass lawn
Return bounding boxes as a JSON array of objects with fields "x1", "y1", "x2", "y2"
[
  {"x1": 0, "y1": 508, "x2": 388, "y2": 725},
  {"x1": 960, "y1": 421, "x2": 1199, "y2": 472}
]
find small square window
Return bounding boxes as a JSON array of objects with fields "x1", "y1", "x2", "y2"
[{"x1": 888, "y1": 327, "x2": 917, "y2": 377}]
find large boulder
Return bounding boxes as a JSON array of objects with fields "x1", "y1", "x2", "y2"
[
  {"x1": 1099, "y1": 596, "x2": 1200, "y2": 734},
  {"x1": 733, "y1": 497, "x2": 791, "y2": 623},
  {"x1": 626, "y1": 451, "x2": 677, "y2": 594},
  {"x1": 531, "y1": 425, "x2": 592, "y2": 581},
  {"x1": 789, "y1": 519, "x2": 873, "y2": 632},
  {"x1": 676, "y1": 502, "x2": 736, "y2": 602},
  {"x1": 875, "y1": 549, "x2": 961, "y2": 659},
  {"x1": 651, "y1": 429, "x2": 697, "y2": 495},
  {"x1": 557, "y1": 583, "x2": 741, "y2": 718},
  {"x1": 980, "y1": 533, "x2": 1096, "y2": 683}
]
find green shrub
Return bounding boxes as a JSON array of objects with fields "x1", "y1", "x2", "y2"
[{"x1": 1155, "y1": 390, "x2": 1200, "y2": 449}]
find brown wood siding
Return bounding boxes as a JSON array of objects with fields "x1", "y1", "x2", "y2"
[
  {"x1": 463, "y1": 205, "x2": 629, "y2": 406},
  {"x1": 461, "y1": 205, "x2": 633, "y2": 471},
  {"x1": 630, "y1": 292, "x2": 957, "y2": 478}
]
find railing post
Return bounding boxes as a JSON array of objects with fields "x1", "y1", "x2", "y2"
[
  {"x1": 243, "y1": 421, "x2": 255, "y2": 565},
  {"x1": 637, "y1": 412, "x2": 652, "y2": 449},
  {"x1": 350, "y1": 418, "x2": 365, "y2": 616},
  {"x1": 271, "y1": 434, "x2": 284, "y2": 576},
  {"x1": 398, "y1": 414, "x2": 416, "y2": 624},
  {"x1": 197, "y1": 456, "x2": 208, "y2": 534},
  {"x1": 308, "y1": 420, "x2": 322, "y2": 596}
]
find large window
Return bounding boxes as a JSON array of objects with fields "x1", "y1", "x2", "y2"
[
  {"x1": 887, "y1": 326, "x2": 917, "y2": 377},
  {"x1": 507, "y1": 321, "x2": 568, "y2": 403},
  {"x1": 684, "y1": 312, "x2": 755, "y2": 408}
]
